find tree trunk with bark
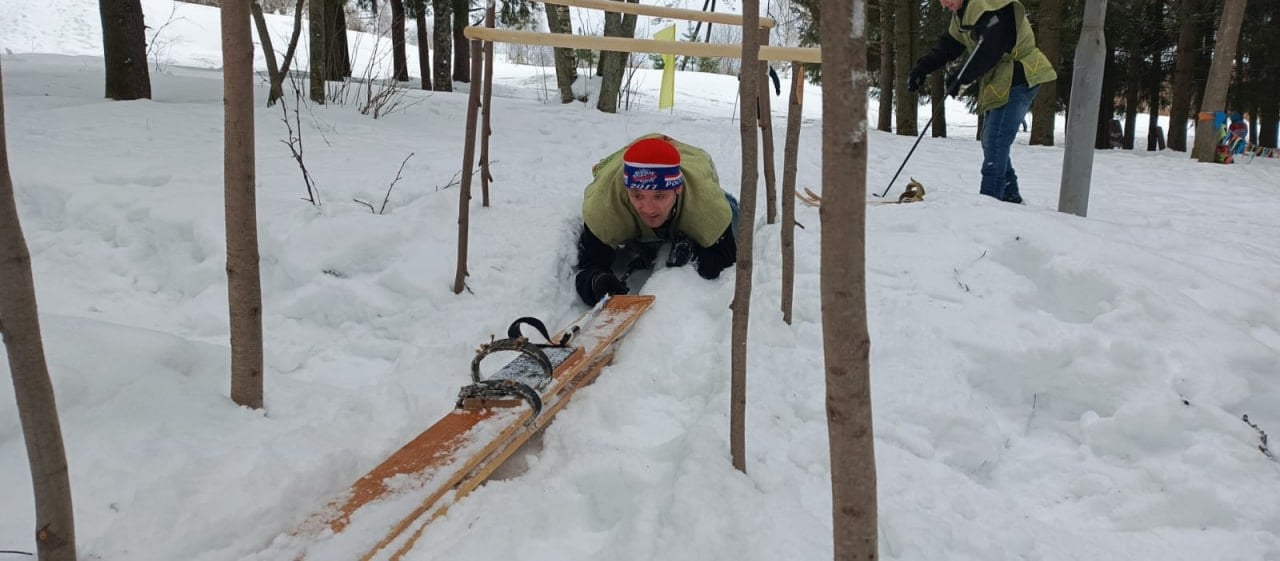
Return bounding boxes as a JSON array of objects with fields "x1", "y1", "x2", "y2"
[
  {"x1": 780, "y1": 63, "x2": 804, "y2": 325},
  {"x1": 324, "y1": 0, "x2": 351, "y2": 80},
  {"x1": 1166, "y1": 0, "x2": 1201, "y2": 151},
  {"x1": 545, "y1": 2, "x2": 579, "y2": 103},
  {"x1": 415, "y1": 6, "x2": 432, "y2": 90},
  {"x1": 758, "y1": 29, "x2": 777, "y2": 224},
  {"x1": 390, "y1": 0, "x2": 409, "y2": 81},
  {"x1": 452, "y1": 0, "x2": 470, "y2": 82},
  {"x1": 930, "y1": 72, "x2": 947, "y2": 137},
  {"x1": 1144, "y1": 0, "x2": 1167, "y2": 151},
  {"x1": 433, "y1": 0, "x2": 453, "y2": 91},
  {"x1": 222, "y1": 0, "x2": 264, "y2": 410},
  {"x1": 251, "y1": 2, "x2": 281, "y2": 97},
  {"x1": 258, "y1": 0, "x2": 305, "y2": 106},
  {"x1": 731, "y1": 0, "x2": 761, "y2": 475},
  {"x1": 99, "y1": 0, "x2": 152, "y2": 100},
  {"x1": 1122, "y1": 46, "x2": 1143, "y2": 149},
  {"x1": 820, "y1": 0, "x2": 879, "y2": 558},
  {"x1": 454, "y1": 40, "x2": 484, "y2": 294},
  {"x1": 0, "y1": 59, "x2": 79, "y2": 561},
  {"x1": 927, "y1": 0, "x2": 947, "y2": 138},
  {"x1": 596, "y1": 0, "x2": 640, "y2": 113},
  {"x1": 1028, "y1": 0, "x2": 1062, "y2": 145},
  {"x1": 893, "y1": 0, "x2": 917, "y2": 136},
  {"x1": 1192, "y1": 0, "x2": 1248, "y2": 162},
  {"x1": 480, "y1": 1, "x2": 495, "y2": 207},
  {"x1": 878, "y1": 0, "x2": 894, "y2": 132},
  {"x1": 309, "y1": 0, "x2": 326, "y2": 102},
  {"x1": 1094, "y1": 42, "x2": 1117, "y2": 149}
]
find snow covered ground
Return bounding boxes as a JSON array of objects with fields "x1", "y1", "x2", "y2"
[{"x1": 2, "y1": 1, "x2": 1279, "y2": 560}]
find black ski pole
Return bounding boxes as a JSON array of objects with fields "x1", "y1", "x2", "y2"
[{"x1": 875, "y1": 35, "x2": 985, "y2": 198}]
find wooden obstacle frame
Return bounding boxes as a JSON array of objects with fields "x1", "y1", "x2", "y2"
[{"x1": 451, "y1": 0, "x2": 818, "y2": 294}]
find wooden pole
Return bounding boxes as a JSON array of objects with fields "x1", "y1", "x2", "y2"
[
  {"x1": 534, "y1": 0, "x2": 776, "y2": 28},
  {"x1": 780, "y1": 63, "x2": 803, "y2": 325},
  {"x1": 757, "y1": 28, "x2": 777, "y2": 224},
  {"x1": 462, "y1": 27, "x2": 820, "y2": 63},
  {"x1": 730, "y1": 0, "x2": 761, "y2": 474},
  {"x1": 480, "y1": 1, "x2": 495, "y2": 207},
  {"x1": 453, "y1": 40, "x2": 484, "y2": 294}
]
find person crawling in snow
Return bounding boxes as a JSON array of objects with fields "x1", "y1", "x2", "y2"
[{"x1": 573, "y1": 134, "x2": 740, "y2": 306}]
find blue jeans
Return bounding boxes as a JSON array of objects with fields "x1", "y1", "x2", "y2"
[{"x1": 980, "y1": 84, "x2": 1040, "y2": 202}]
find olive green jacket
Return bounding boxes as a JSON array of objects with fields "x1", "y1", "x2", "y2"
[{"x1": 950, "y1": 0, "x2": 1057, "y2": 114}]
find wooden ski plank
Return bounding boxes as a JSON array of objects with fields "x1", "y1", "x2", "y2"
[
  {"x1": 381, "y1": 345, "x2": 625, "y2": 561},
  {"x1": 284, "y1": 294, "x2": 655, "y2": 561}
]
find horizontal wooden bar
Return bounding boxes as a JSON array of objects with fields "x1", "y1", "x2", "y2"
[
  {"x1": 535, "y1": 0, "x2": 776, "y2": 29},
  {"x1": 463, "y1": 27, "x2": 821, "y2": 64}
]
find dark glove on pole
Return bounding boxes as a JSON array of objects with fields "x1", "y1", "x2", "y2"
[
  {"x1": 574, "y1": 268, "x2": 629, "y2": 305},
  {"x1": 907, "y1": 68, "x2": 928, "y2": 93}
]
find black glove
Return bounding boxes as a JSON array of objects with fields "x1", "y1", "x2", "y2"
[
  {"x1": 907, "y1": 67, "x2": 928, "y2": 93},
  {"x1": 692, "y1": 245, "x2": 733, "y2": 280},
  {"x1": 574, "y1": 268, "x2": 629, "y2": 305},
  {"x1": 667, "y1": 236, "x2": 694, "y2": 268},
  {"x1": 945, "y1": 71, "x2": 963, "y2": 97}
]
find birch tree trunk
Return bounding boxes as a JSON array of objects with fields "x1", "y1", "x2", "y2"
[
  {"x1": 0, "y1": 58, "x2": 79, "y2": 561},
  {"x1": 545, "y1": 3, "x2": 579, "y2": 103},
  {"x1": 596, "y1": 0, "x2": 639, "y2": 114},
  {"x1": 820, "y1": 0, "x2": 878, "y2": 557},
  {"x1": 222, "y1": 0, "x2": 264, "y2": 409}
]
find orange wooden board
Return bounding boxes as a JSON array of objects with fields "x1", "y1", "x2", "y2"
[{"x1": 276, "y1": 294, "x2": 655, "y2": 561}]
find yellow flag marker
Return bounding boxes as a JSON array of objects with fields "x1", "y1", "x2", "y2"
[{"x1": 654, "y1": 24, "x2": 676, "y2": 110}]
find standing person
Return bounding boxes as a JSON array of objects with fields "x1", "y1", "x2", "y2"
[
  {"x1": 1227, "y1": 112, "x2": 1248, "y2": 155},
  {"x1": 906, "y1": 0, "x2": 1057, "y2": 204},
  {"x1": 573, "y1": 134, "x2": 740, "y2": 305}
]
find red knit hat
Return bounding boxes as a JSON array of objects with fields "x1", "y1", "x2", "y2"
[{"x1": 623, "y1": 138, "x2": 684, "y2": 190}]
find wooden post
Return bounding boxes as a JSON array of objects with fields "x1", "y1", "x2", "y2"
[
  {"x1": 535, "y1": 0, "x2": 776, "y2": 28},
  {"x1": 731, "y1": 0, "x2": 761, "y2": 474},
  {"x1": 461, "y1": 27, "x2": 821, "y2": 63},
  {"x1": 454, "y1": 40, "x2": 484, "y2": 294},
  {"x1": 480, "y1": 1, "x2": 496, "y2": 207},
  {"x1": 757, "y1": 27, "x2": 778, "y2": 225},
  {"x1": 780, "y1": 63, "x2": 803, "y2": 325},
  {"x1": 1058, "y1": 0, "x2": 1107, "y2": 217}
]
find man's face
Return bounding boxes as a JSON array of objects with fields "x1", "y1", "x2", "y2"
[
  {"x1": 627, "y1": 187, "x2": 682, "y2": 228},
  {"x1": 940, "y1": 0, "x2": 962, "y2": 11}
]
